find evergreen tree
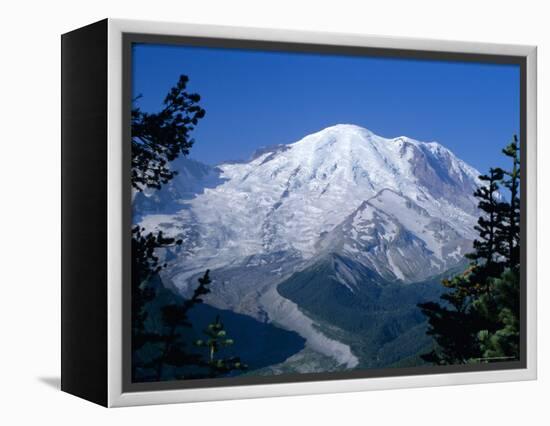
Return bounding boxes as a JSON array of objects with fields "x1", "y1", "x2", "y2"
[
  {"x1": 419, "y1": 136, "x2": 521, "y2": 365},
  {"x1": 496, "y1": 135, "x2": 520, "y2": 268},
  {"x1": 470, "y1": 136, "x2": 521, "y2": 362},
  {"x1": 131, "y1": 75, "x2": 206, "y2": 191},
  {"x1": 131, "y1": 75, "x2": 205, "y2": 359},
  {"x1": 130, "y1": 75, "x2": 246, "y2": 381},
  {"x1": 131, "y1": 226, "x2": 182, "y2": 380},
  {"x1": 475, "y1": 268, "x2": 520, "y2": 361},
  {"x1": 152, "y1": 271, "x2": 212, "y2": 381},
  {"x1": 419, "y1": 271, "x2": 482, "y2": 364},
  {"x1": 195, "y1": 315, "x2": 248, "y2": 377},
  {"x1": 466, "y1": 167, "x2": 506, "y2": 280},
  {"x1": 131, "y1": 75, "x2": 205, "y2": 381}
]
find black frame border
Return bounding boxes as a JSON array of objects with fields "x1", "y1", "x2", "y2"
[
  {"x1": 122, "y1": 32, "x2": 528, "y2": 394},
  {"x1": 61, "y1": 19, "x2": 109, "y2": 406}
]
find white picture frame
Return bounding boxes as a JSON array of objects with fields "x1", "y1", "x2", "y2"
[{"x1": 61, "y1": 18, "x2": 537, "y2": 407}]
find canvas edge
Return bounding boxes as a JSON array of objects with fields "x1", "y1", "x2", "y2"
[{"x1": 106, "y1": 18, "x2": 537, "y2": 407}]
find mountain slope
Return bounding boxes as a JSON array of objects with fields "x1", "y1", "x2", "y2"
[
  {"x1": 316, "y1": 188, "x2": 472, "y2": 283},
  {"x1": 276, "y1": 256, "x2": 463, "y2": 368}
]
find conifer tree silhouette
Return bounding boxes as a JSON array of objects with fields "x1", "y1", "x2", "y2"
[
  {"x1": 131, "y1": 75, "x2": 205, "y2": 191},
  {"x1": 195, "y1": 315, "x2": 248, "y2": 377},
  {"x1": 130, "y1": 75, "x2": 246, "y2": 381},
  {"x1": 131, "y1": 226, "x2": 182, "y2": 380},
  {"x1": 419, "y1": 136, "x2": 521, "y2": 365},
  {"x1": 152, "y1": 271, "x2": 212, "y2": 381},
  {"x1": 496, "y1": 135, "x2": 521, "y2": 268}
]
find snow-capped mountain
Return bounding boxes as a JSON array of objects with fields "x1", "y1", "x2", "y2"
[
  {"x1": 138, "y1": 124, "x2": 480, "y2": 282},
  {"x1": 135, "y1": 124, "x2": 483, "y2": 370}
]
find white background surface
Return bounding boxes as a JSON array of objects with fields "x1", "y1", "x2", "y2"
[{"x1": 0, "y1": 0, "x2": 546, "y2": 424}]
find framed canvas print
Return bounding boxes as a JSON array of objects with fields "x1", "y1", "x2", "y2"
[{"x1": 61, "y1": 19, "x2": 537, "y2": 407}]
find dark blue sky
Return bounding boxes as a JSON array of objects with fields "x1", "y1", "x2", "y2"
[{"x1": 132, "y1": 43, "x2": 520, "y2": 174}]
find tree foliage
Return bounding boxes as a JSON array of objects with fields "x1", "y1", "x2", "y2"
[
  {"x1": 475, "y1": 268, "x2": 520, "y2": 360},
  {"x1": 195, "y1": 315, "x2": 248, "y2": 377},
  {"x1": 466, "y1": 168, "x2": 505, "y2": 269},
  {"x1": 419, "y1": 135, "x2": 521, "y2": 365},
  {"x1": 131, "y1": 226, "x2": 182, "y2": 380},
  {"x1": 497, "y1": 135, "x2": 521, "y2": 267},
  {"x1": 131, "y1": 75, "x2": 206, "y2": 191},
  {"x1": 419, "y1": 271, "x2": 482, "y2": 364},
  {"x1": 151, "y1": 271, "x2": 212, "y2": 381},
  {"x1": 130, "y1": 75, "x2": 245, "y2": 382}
]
